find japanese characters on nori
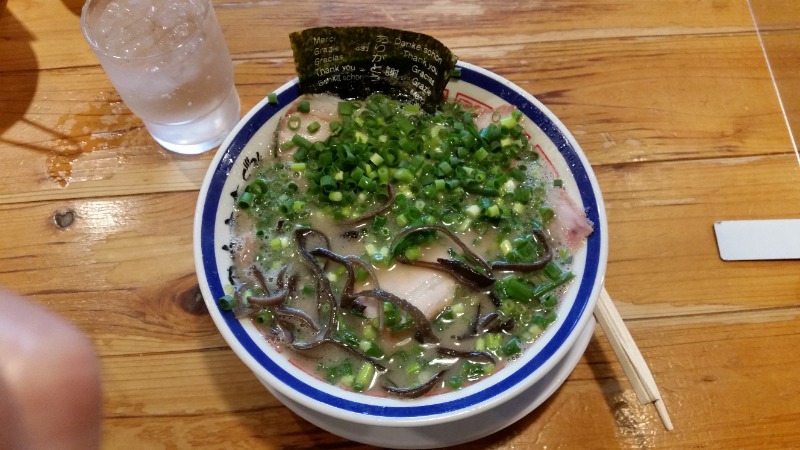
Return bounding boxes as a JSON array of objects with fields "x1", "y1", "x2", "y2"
[{"x1": 290, "y1": 27, "x2": 457, "y2": 110}]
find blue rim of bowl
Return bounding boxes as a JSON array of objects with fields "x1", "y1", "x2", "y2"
[{"x1": 198, "y1": 62, "x2": 604, "y2": 419}]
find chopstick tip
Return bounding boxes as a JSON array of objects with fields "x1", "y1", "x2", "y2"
[{"x1": 653, "y1": 398, "x2": 674, "y2": 431}]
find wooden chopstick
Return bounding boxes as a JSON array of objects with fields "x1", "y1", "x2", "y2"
[{"x1": 594, "y1": 286, "x2": 674, "y2": 431}]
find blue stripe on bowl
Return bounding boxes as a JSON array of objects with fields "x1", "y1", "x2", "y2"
[{"x1": 199, "y1": 63, "x2": 602, "y2": 418}]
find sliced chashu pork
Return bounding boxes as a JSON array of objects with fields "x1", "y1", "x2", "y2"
[{"x1": 275, "y1": 93, "x2": 341, "y2": 157}]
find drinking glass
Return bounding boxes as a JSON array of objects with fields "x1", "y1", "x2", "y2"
[{"x1": 81, "y1": 0, "x2": 240, "y2": 154}]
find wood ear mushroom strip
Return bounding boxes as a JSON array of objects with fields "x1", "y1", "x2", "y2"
[{"x1": 594, "y1": 287, "x2": 674, "y2": 431}]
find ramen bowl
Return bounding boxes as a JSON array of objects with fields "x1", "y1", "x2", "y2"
[{"x1": 194, "y1": 61, "x2": 608, "y2": 448}]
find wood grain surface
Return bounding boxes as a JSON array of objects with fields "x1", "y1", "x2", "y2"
[{"x1": 1, "y1": 0, "x2": 798, "y2": 448}]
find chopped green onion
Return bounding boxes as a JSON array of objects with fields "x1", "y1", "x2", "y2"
[
  {"x1": 543, "y1": 261, "x2": 563, "y2": 280},
  {"x1": 247, "y1": 178, "x2": 268, "y2": 195},
  {"x1": 393, "y1": 168, "x2": 414, "y2": 183},
  {"x1": 448, "y1": 374, "x2": 463, "y2": 390},
  {"x1": 404, "y1": 104, "x2": 421, "y2": 114},
  {"x1": 500, "y1": 277, "x2": 535, "y2": 302},
  {"x1": 464, "y1": 183, "x2": 500, "y2": 197},
  {"x1": 360, "y1": 340, "x2": 384, "y2": 358},
  {"x1": 297, "y1": 100, "x2": 311, "y2": 113},
  {"x1": 307, "y1": 121, "x2": 321, "y2": 133},
  {"x1": 541, "y1": 293, "x2": 558, "y2": 307},
  {"x1": 319, "y1": 175, "x2": 336, "y2": 192},
  {"x1": 499, "y1": 115, "x2": 517, "y2": 129},
  {"x1": 485, "y1": 204, "x2": 501, "y2": 218},
  {"x1": 532, "y1": 272, "x2": 574, "y2": 298},
  {"x1": 501, "y1": 337, "x2": 522, "y2": 357},
  {"x1": 217, "y1": 295, "x2": 235, "y2": 311},
  {"x1": 513, "y1": 187, "x2": 531, "y2": 203},
  {"x1": 404, "y1": 246, "x2": 421, "y2": 260},
  {"x1": 369, "y1": 153, "x2": 385, "y2": 166},
  {"x1": 292, "y1": 133, "x2": 312, "y2": 149},
  {"x1": 267, "y1": 92, "x2": 278, "y2": 104},
  {"x1": 269, "y1": 237, "x2": 282, "y2": 249},
  {"x1": 255, "y1": 310, "x2": 272, "y2": 324},
  {"x1": 237, "y1": 191, "x2": 254, "y2": 209},
  {"x1": 538, "y1": 206, "x2": 555, "y2": 222},
  {"x1": 509, "y1": 167, "x2": 526, "y2": 182},
  {"x1": 406, "y1": 361, "x2": 422, "y2": 376},
  {"x1": 338, "y1": 101, "x2": 356, "y2": 115}
]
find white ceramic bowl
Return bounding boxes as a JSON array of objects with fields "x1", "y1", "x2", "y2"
[{"x1": 194, "y1": 61, "x2": 608, "y2": 448}]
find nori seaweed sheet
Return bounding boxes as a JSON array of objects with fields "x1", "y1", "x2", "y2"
[{"x1": 290, "y1": 27, "x2": 457, "y2": 110}]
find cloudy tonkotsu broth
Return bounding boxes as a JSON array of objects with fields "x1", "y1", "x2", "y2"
[{"x1": 221, "y1": 93, "x2": 593, "y2": 398}]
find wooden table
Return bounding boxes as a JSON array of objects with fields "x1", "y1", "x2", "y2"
[{"x1": 2, "y1": 0, "x2": 799, "y2": 448}]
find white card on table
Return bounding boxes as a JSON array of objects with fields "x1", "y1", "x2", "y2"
[{"x1": 714, "y1": 219, "x2": 800, "y2": 261}]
